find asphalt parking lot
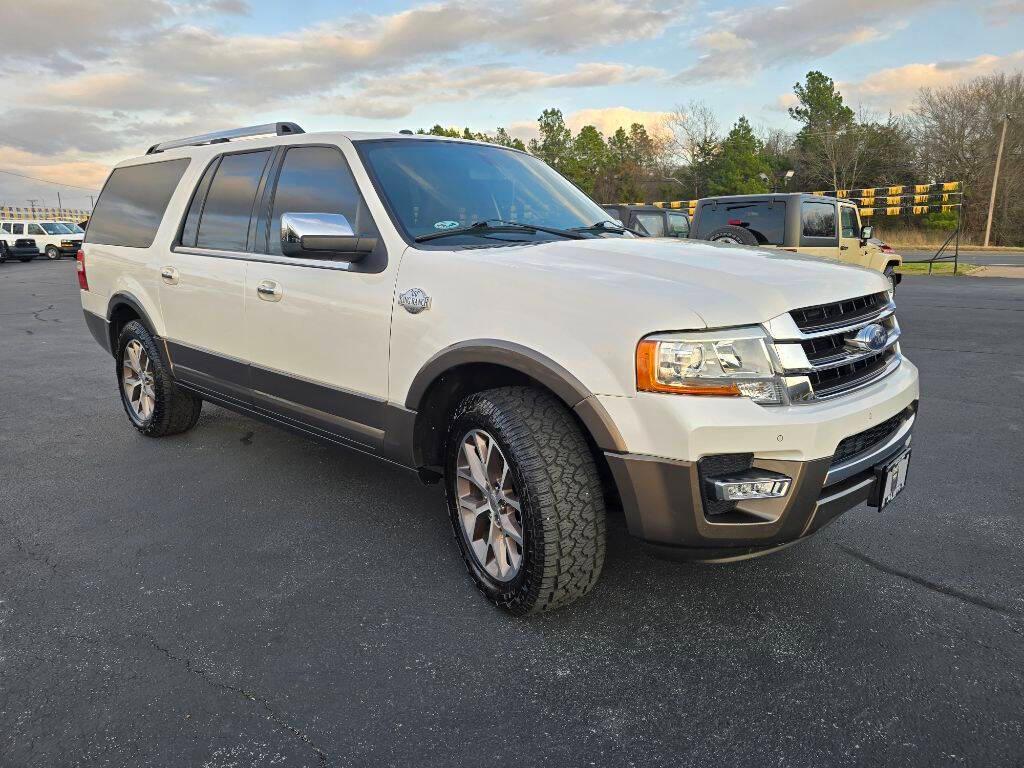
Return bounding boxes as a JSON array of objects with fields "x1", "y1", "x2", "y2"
[{"x1": 1, "y1": 259, "x2": 1022, "y2": 767}]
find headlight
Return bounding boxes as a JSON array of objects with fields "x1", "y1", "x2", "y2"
[{"x1": 636, "y1": 327, "x2": 782, "y2": 404}]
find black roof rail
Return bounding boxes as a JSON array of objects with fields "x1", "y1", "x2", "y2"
[{"x1": 146, "y1": 122, "x2": 305, "y2": 155}]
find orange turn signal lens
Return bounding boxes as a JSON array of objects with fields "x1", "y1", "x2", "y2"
[{"x1": 636, "y1": 339, "x2": 741, "y2": 396}]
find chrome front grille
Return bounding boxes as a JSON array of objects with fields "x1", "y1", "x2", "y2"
[{"x1": 765, "y1": 292, "x2": 902, "y2": 402}]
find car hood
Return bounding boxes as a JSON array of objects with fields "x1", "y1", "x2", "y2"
[{"x1": 487, "y1": 236, "x2": 890, "y2": 329}]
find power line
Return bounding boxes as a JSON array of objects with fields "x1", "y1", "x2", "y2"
[{"x1": 0, "y1": 168, "x2": 101, "y2": 192}]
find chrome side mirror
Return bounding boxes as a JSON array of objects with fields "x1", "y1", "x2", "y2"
[{"x1": 280, "y1": 212, "x2": 376, "y2": 261}]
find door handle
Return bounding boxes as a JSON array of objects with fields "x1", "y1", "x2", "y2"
[
  {"x1": 160, "y1": 266, "x2": 179, "y2": 285},
  {"x1": 256, "y1": 280, "x2": 283, "y2": 302},
  {"x1": 840, "y1": 245, "x2": 850, "y2": 251}
]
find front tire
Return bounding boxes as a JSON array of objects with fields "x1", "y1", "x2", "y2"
[
  {"x1": 45, "y1": 245, "x2": 60, "y2": 260},
  {"x1": 116, "y1": 320, "x2": 202, "y2": 437},
  {"x1": 445, "y1": 387, "x2": 606, "y2": 615}
]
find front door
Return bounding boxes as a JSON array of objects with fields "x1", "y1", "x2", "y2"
[
  {"x1": 839, "y1": 204, "x2": 870, "y2": 267},
  {"x1": 160, "y1": 149, "x2": 272, "y2": 402},
  {"x1": 242, "y1": 143, "x2": 394, "y2": 449},
  {"x1": 798, "y1": 199, "x2": 843, "y2": 263}
]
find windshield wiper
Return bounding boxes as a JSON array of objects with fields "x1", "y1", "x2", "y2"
[
  {"x1": 569, "y1": 220, "x2": 643, "y2": 236},
  {"x1": 414, "y1": 219, "x2": 585, "y2": 243}
]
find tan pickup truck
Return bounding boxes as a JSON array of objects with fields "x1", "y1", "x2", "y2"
[{"x1": 690, "y1": 193, "x2": 901, "y2": 290}]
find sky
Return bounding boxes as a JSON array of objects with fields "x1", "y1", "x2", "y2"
[{"x1": 1, "y1": 0, "x2": 1022, "y2": 210}]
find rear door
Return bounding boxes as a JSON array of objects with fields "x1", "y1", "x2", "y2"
[
  {"x1": 161, "y1": 149, "x2": 272, "y2": 401},
  {"x1": 242, "y1": 143, "x2": 394, "y2": 448}
]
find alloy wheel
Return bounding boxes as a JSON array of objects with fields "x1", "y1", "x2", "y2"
[
  {"x1": 122, "y1": 340, "x2": 156, "y2": 422},
  {"x1": 455, "y1": 429, "x2": 525, "y2": 582}
]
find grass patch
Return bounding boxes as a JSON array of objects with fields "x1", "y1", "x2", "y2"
[{"x1": 899, "y1": 262, "x2": 980, "y2": 276}]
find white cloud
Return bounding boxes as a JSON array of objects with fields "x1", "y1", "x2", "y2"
[
  {"x1": 678, "y1": 0, "x2": 947, "y2": 80},
  {"x1": 322, "y1": 63, "x2": 664, "y2": 119},
  {"x1": 839, "y1": 50, "x2": 1024, "y2": 111}
]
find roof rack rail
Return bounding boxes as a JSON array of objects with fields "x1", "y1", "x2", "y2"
[{"x1": 146, "y1": 122, "x2": 305, "y2": 155}]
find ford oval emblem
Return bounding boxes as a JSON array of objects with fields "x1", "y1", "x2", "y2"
[{"x1": 847, "y1": 323, "x2": 888, "y2": 352}]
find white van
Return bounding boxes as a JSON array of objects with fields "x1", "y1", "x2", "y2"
[{"x1": 0, "y1": 220, "x2": 84, "y2": 259}]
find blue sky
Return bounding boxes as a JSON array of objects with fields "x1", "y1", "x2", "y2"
[{"x1": 1, "y1": 0, "x2": 1022, "y2": 209}]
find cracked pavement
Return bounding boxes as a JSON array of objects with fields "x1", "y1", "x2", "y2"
[{"x1": 1, "y1": 261, "x2": 1022, "y2": 766}]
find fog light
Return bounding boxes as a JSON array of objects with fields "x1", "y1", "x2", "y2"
[{"x1": 705, "y1": 469, "x2": 792, "y2": 501}]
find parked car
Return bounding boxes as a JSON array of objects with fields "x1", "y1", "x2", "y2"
[
  {"x1": 0, "y1": 237, "x2": 39, "y2": 262},
  {"x1": 79, "y1": 123, "x2": 918, "y2": 614},
  {"x1": 690, "y1": 193, "x2": 902, "y2": 290},
  {"x1": 602, "y1": 204, "x2": 690, "y2": 238},
  {"x1": 0, "y1": 219, "x2": 84, "y2": 259}
]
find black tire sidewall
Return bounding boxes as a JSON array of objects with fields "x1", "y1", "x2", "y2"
[
  {"x1": 706, "y1": 225, "x2": 759, "y2": 246},
  {"x1": 115, "y1": 321, "x2": 172, "y2": 434},
  {"x1": 444, "y1": 400, "x2": 540, "y2": 609}
]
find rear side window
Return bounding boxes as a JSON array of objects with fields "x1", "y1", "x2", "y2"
[
  {"x1": 86, "y1": 159, "x2": 190, "y2": 248},
  {"x1": 697, "y1": 201, "x2": 786, "y2": 245},
  {"x1": 801, "y1": 201, "x2": 837, "y2": 241},
  {"x1": 11, "y1": 223, "x2": 24, "y2": 235},
  {"x1": 265, "y1": 146, "x2": 376, "y2": 256},
  {"x1": 196, "y1": 150, "x2": 271, "y2": 252},
  {"x1": 1, "y1": 223, "x2": 11, "y2": 233}
]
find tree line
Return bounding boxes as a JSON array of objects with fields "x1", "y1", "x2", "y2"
[{"x1": 421, "y1": 70, "x2": 1024, "y2": 245}]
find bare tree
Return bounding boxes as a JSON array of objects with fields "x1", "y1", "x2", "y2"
[{"x1": 665, "y1": 99, "x2": 721, "y2": 199}]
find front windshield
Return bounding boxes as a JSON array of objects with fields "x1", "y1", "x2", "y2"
[
  {"x1": 358, "y1": 139, "x2": 622, "y2": 245},
  {"x1": 64, "y1": 223, "x2": 84, "y2": 233},
  {"x1": 41, "y1": 222, "x2": 72, "y2": 234}
]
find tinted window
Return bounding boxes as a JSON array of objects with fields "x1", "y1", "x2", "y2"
[
  {"x1": 86, "y1": 159, "x2": 190, "y2": 248},
  {"x1": 196, "y1": 151, "x2": 270, "y2": 252},
  {"x1": 802, "y1": 201, "x2": 837, "y2": 239},
  {"x1": 697, "y1": 201, "x2": 786, "y2": 245},
  {"x1": 668, "y1": 212, "x2": 690, "y2": 237},
  {"x1": 840, "y1": 206, "x2": 859, "y2": 238},
  {"x1": 41, "y1": 223, "x2": 68, "y2": 234},
  {"x1": 28, "y1": 223, "x2": 44, "y2": 235},
  {"x1": 267, "y1": 146, "x2": 376, "y2": 255},
  {"x1": 0, "y1": 223, "x2": 10, "y2": 233},
  {"x1": 12, "y1": 223, "x2": 24, "y2": 235},
  {"x1": 634, "y1": 212, "x2": 666, "y2": 237},
  {"x1": 179, "y1": 159, "x2": 219, "y2": 248}
]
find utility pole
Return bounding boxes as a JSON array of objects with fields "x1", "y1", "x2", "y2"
[
  {"x1": 984, "y1": 113, "x2": 1013, "y2": 247},
  {"x1": 57, "y1": 190, "x2": 63, "y2": 212},
  {"x1": 27, "y1": 198, "x2": 39, "y2": 216}
]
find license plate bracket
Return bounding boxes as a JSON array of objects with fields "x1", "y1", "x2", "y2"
[{"x1": 869, "y1": 448, "x2": 911, "y2": 510}]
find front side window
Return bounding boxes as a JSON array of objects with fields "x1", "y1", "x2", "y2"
[
  {"x1": 28, "y1": 223, "x2": 45, "y2": 235},
  {"x1": 634, "y1": 212, "x2": 667, "y2": 237},
  {"x1": 840, "y1": 205, "x2": 860, "y2": 238},
  {"x1": 87, "y1": 158, "x2": 190, "y2": 248},
  {"x1": 668, "y1": 212, "x2": 690, "y2": 237},
  {"x1": 196, "y1": 150, "x2": 271, "y2": 252},
  {"x1": 41, "y1": 223, "x2": 69, "y2": 235},
  {"x1": 801, "y1": 201, "x2": 837, "y2": 239},
  {"x1": 358, "y1": 139, "x2": 618, "y2": 245},
  {"x1": 266, "y1": 146, "x2": 376, "y2": 256}
]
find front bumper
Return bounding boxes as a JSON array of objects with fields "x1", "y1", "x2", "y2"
[
  {"x1": 607, "y1": 402, "x2": 915, "y2": 559},
  {"x1": 599, "y1": 358, "x2": 919, "y2": 558}
]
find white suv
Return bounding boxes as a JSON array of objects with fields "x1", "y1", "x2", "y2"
[{"x1": 79, "y1": 123, "x2": 919, "y2": 614}]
